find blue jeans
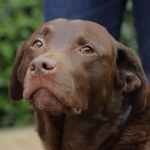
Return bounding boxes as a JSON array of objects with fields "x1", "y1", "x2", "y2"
[{"x1": 44, "y1": 0, "x2": 150, "y2": 80}]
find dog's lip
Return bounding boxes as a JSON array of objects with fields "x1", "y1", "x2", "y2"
[
  {"x1": 30, "y1": 88, "x2": 63, "y2": 110},
  {"x1": 23, "y1": 84, "x2": 82, "y2": 115},
  {"x1": 30, "y1": 87, "x2": 60, "y2": 103},
  {"x1": 30, "y1": 88, "x2": 50, "y2": 101},
  {"x1": 23, "y1": 85, "x2": 57, "y2": 101}
]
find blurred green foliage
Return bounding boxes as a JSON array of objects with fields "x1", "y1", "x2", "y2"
[
  {"x1": 0, "y1": 0, "x2": 43, "y2": 127},
  {"x1": 0, "y1": 0, "x2": 138, "y2": 127},
  {"x1": 120, "y1": 0, "x2": 138, "y2": 52}
]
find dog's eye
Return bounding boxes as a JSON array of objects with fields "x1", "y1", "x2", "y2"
[
  {"x1": 32, "y1": 40, "x2": 43, "y2": 49},
  {"x1": 80, "y1": 46, "x2": 94, "y2": 54}
]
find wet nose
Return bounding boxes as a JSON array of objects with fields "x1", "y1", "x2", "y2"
[{"x1": 29, "y1": 57, "x2": 56, "y2": 76}]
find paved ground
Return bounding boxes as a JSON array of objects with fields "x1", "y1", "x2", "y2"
[{"x1": 0, "y1": 126, "x2": 44, "y2": 150}]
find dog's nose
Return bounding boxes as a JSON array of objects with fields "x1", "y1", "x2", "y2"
[{"x1": 29, "y1": 57, "x2": 56, "y2": 76}]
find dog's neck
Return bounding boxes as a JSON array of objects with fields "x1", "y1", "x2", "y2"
[
  {"x1": 62, "y1": 113, "x2": 121, "y2": 150},
  {"x1": 36, "y1": 105, "x2": 131, "y2": 150}
]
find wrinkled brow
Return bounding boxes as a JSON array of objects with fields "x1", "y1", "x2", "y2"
[
  {"x1": 42, "y1": 26, "x2": 51, "y2": 37},
  {"x1": 77, "y1": 36, "x2": 89, "y2": 45}
]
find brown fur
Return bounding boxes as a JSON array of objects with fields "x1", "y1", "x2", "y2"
[{"x1": 9, "y1": 18, "x2": 150, "y2": 150}]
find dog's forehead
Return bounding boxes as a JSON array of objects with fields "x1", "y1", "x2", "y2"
[
  {"x1": 28, "y1": 19, "x2": 114, "y2": 55},
  {"x1": 32, "y1": 18, "x2": 110, "y2": 41},
  {"x1": 43, "y1": 18, "x2": 105, "y2": 33},
  {"x1": 49, "y1": 18, "x2": 105, "y2": 32}
]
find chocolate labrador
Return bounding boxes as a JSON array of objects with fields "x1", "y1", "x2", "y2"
[{"x1": 9, "y1": 18, "x2": 150, "y2": 150}]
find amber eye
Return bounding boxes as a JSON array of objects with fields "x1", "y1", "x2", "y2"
[
  {"x1": 32, "y1": 40, "x2": 43, "y2": 49},
  {"x1": 80, "y1": 46, "x2": 94, "y2": 54}
]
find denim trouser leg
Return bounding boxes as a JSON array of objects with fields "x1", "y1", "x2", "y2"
[
  {"x1": 44, "y1": 0, "x2": 127, "y2": 40},
  {"x1": 132, "y1": 0, "x2": 150, "y2": 80}
]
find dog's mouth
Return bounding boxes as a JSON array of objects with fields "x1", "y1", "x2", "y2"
[
  {"x1": 26, "y1": 88, "x2": 81, "y2": 115},
  {"x1": 28, "y1": 88, "x2": 64, "y2": 113}
]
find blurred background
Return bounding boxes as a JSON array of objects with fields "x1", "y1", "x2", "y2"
[
  {"x1": 0, "y1": 0, "x2": 137, "y2": 149},
  {"x1": 0, "y1": 0, "x2": 43, "y2": 128}
]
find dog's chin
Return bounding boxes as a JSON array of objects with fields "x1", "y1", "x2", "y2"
[
  {"x1": 27, "y1": 88, "x2": 82, "y2": 115},
  {"x1": 29, "y1": 88, "x2": 64, "y2": 114}
]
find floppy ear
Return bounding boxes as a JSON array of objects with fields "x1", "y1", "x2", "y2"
[
  {"x1": 114, "y1": 41, "x2": 148, "y2": 111},
  {"x1": 9, "y1": 42, "x2": 26, "y2": 101}
]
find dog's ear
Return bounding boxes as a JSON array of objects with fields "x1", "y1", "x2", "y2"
[
  {"x1": 9, "y1": 42, "x2": 26, "y2": 101},
  {"x1": 114, "y1": 41, "x2": 148, "y2": 111}
]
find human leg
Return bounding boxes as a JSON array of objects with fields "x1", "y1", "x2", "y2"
[
  {"x1": 44, "y1": 0, "x2": 127, "y2": 40},
  {"x1": 132, "y1": 0, "x2": 150, "y2": 80}
]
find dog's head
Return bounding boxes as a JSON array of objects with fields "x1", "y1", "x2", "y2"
[{"x1": 9, "y1": 19, "x2": 147, "y2": 115}]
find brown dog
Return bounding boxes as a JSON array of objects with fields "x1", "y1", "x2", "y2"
[{"x1": 9, "y1": 18, "x2": 150, "y2": 150}]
